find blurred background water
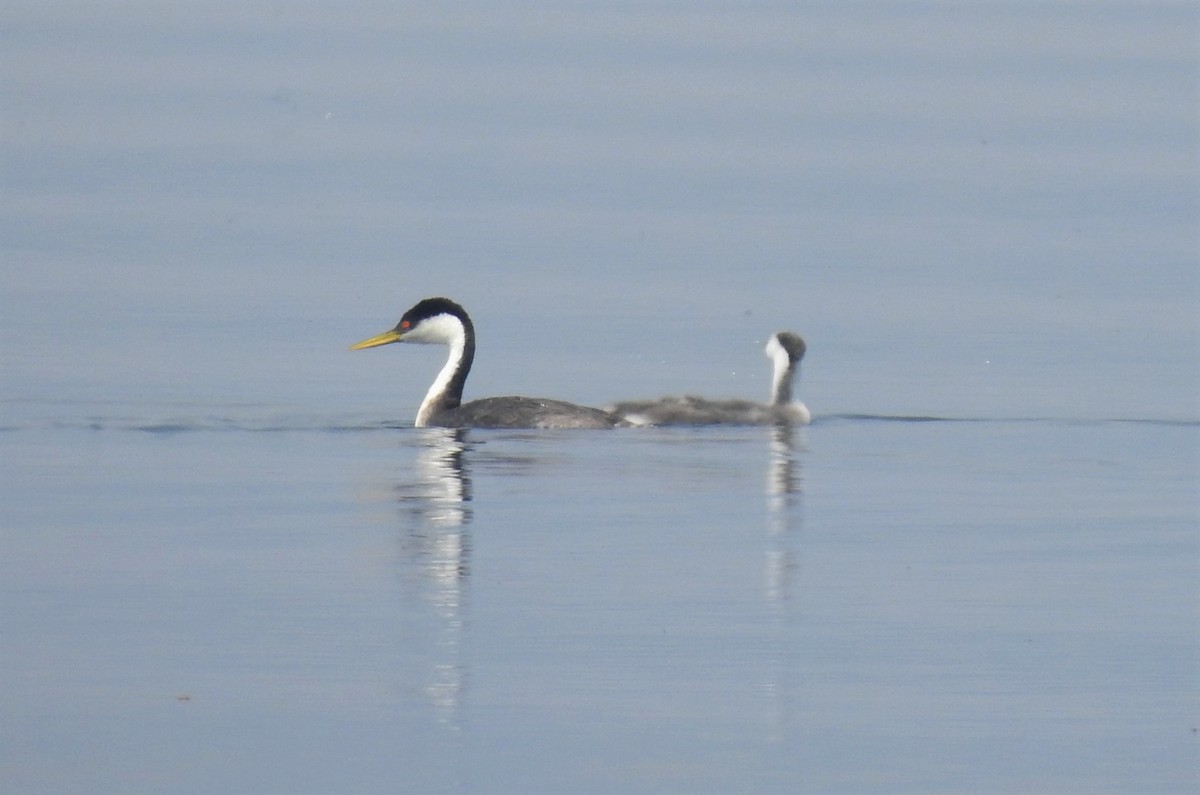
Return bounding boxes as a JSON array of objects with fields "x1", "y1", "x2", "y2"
[{"x1": 2, "y1": 2, "x2": 1197, "y2": 793}]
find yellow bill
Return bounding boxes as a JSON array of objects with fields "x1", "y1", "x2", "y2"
[{"x1": 350, "y1": 329, "x2": 404, "y2": 350}]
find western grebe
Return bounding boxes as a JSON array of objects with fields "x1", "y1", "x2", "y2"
[
  {"x1": 608, "y1": 331, "x2": 811, "y2": 426},
  {"x1": 351, "y1": 297, "x2": 624, "y2": 429}
]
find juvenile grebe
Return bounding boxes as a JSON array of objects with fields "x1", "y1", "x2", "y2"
[
  {"x1": 351, "y1": 297, "x2": 624, "y2": 429},
  {"x1": 608, "y1": 331, "x2": 811, "y2": 426}
]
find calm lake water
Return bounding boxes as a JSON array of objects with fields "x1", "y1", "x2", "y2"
[
  {"x1": 3, "y1": 2, "x2": 1198, "y2": 793},
  {"x1": 2, "y1": 414, "x2": 1196, "y2": 793}
]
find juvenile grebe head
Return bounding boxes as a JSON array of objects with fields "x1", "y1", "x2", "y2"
[{"x1": 765, "y1": 331, "x2": 806, "y2": 368}]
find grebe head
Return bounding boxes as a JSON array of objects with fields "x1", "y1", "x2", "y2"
[
  {"x1": 350, "y1": 297, "x2": 472, "y2": 349},
  {"x1": 765, "y1": 331, "x2": 806, "y2": 366}
]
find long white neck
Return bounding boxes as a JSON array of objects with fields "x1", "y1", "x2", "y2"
[
  {"x1": 766, "y1": 339, "x2": 796, "y2": 406},
  {"x1": 411, "y1": 315, "x2": 473, "y2": 427},
  {"x1": 415, "y1": 338, "x2": 461, "y2": 426}
]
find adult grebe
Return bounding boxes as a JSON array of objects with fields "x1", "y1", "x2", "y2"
[
  {"x1": 608, "y1": 331, "x2": 811, "y2": 426},
  {"x1": 351, "y1": 297, "x2": 624, "y2": 429}
]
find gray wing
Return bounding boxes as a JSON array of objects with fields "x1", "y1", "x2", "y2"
[{"x1": 435, "y1": 396, "x2": 624, "y2": 429}]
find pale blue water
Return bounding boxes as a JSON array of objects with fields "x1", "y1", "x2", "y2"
[
  {"x1": 2, "y1": 3, "x2": 1198, "y2": 793},
  {"x1": 2, "y1": 417, "x2": 1196, "y2": 792}
]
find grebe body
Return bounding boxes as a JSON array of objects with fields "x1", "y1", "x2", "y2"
[
  {"x1": 609, "y1": 331, "x2": 811, "y2": 426},
  {"x1": 352, "y1": 297, "x2": 623, "y2": 429}
]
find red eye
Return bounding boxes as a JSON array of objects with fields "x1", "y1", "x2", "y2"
[{"x1": 400, "y1": 321, "x2": 411, "y2": 330}]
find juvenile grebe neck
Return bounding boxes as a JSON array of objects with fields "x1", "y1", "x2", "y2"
[{"x1": 766, "y1": 331, "x2": 806, "y2": 406}]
